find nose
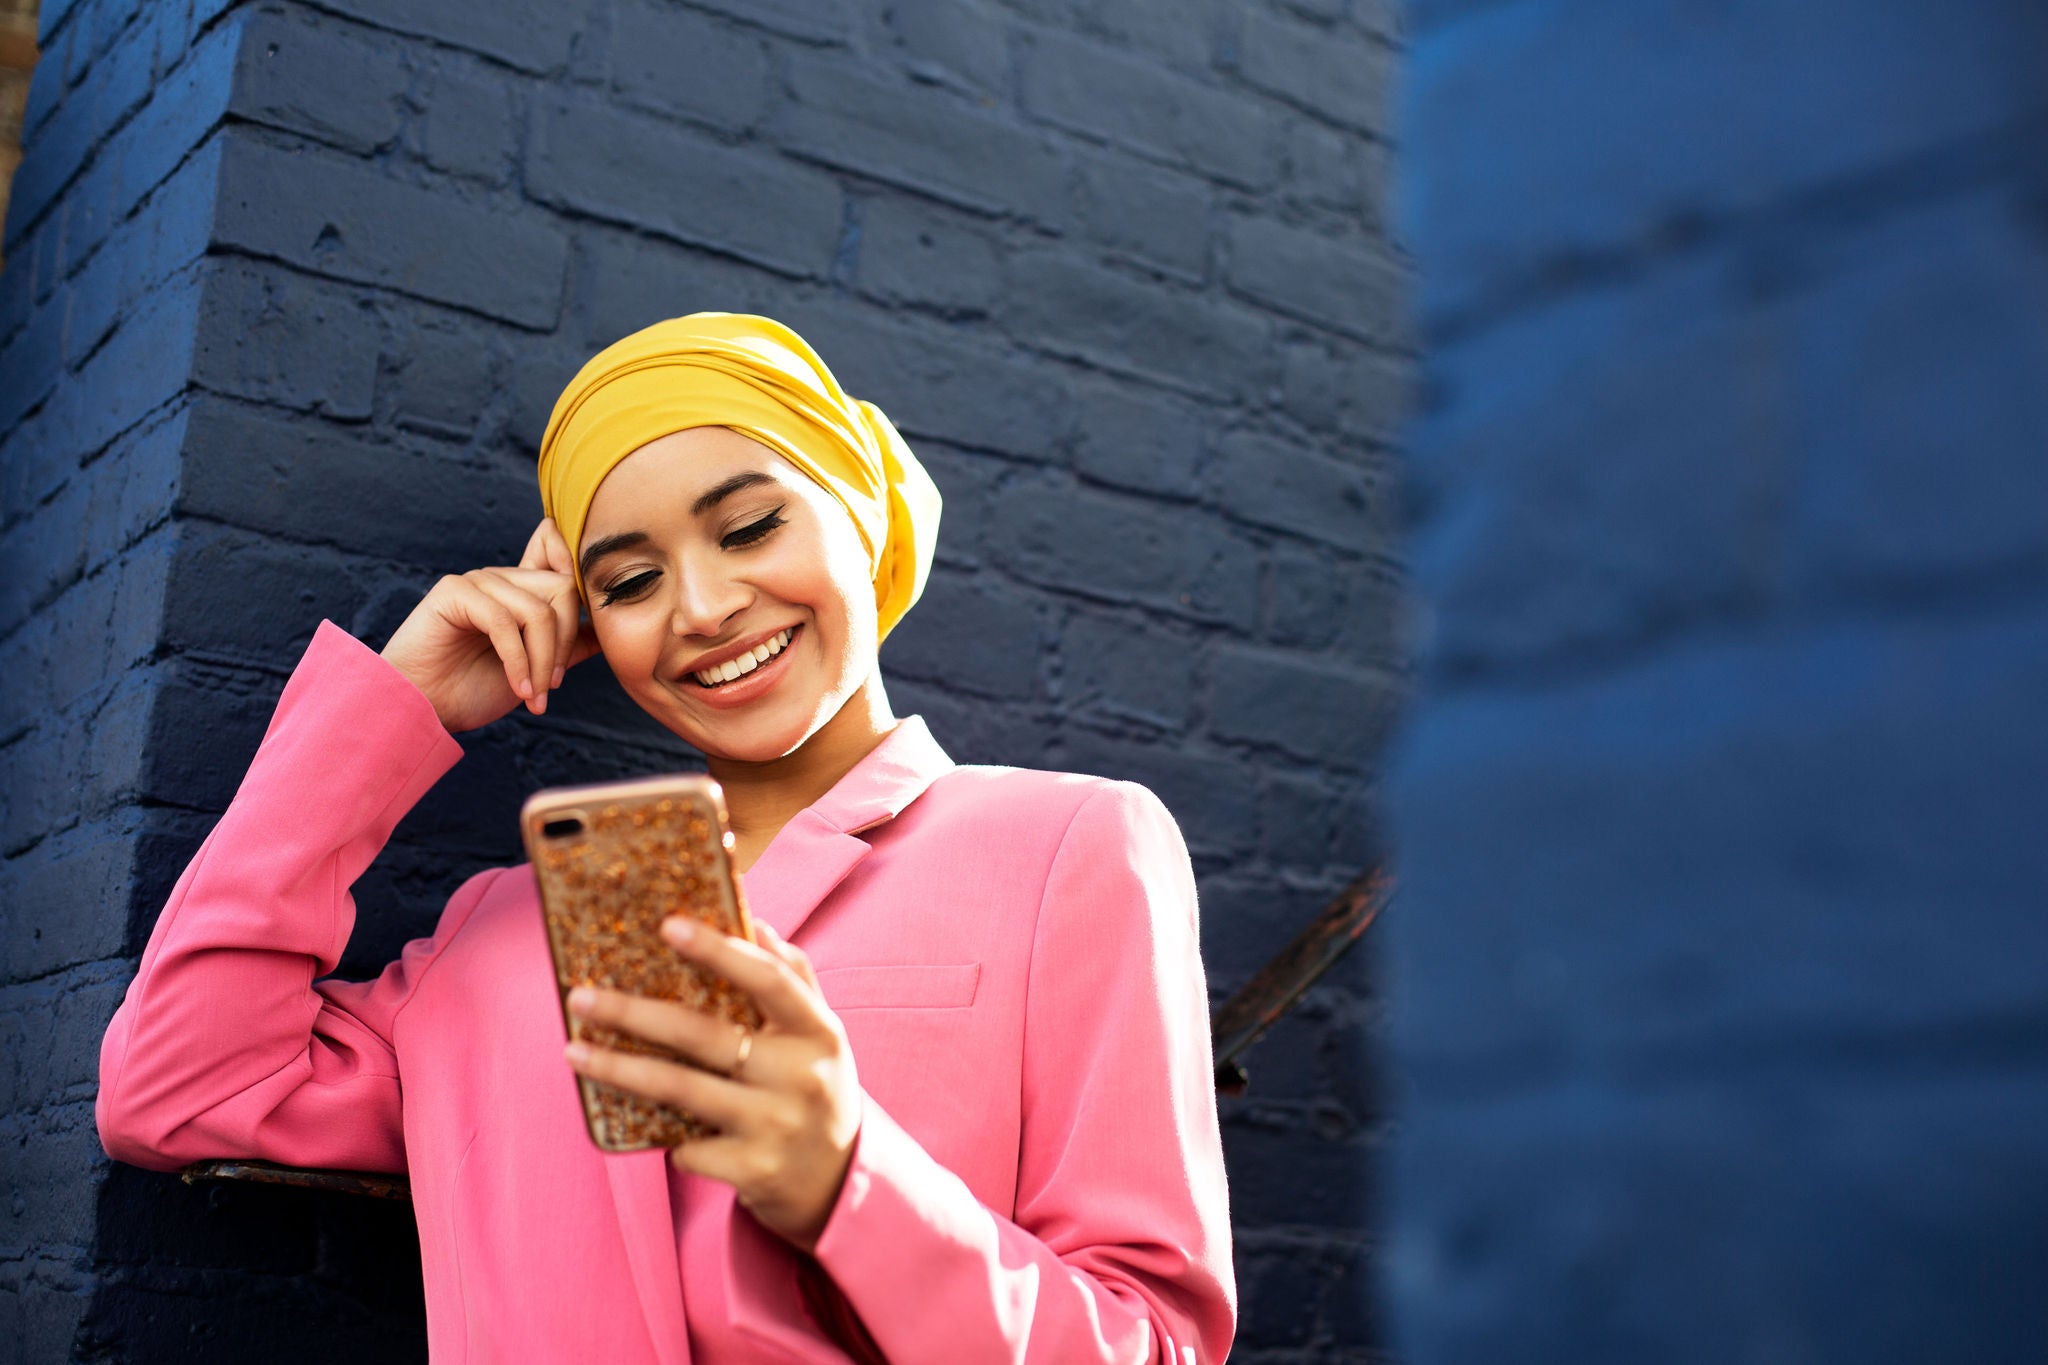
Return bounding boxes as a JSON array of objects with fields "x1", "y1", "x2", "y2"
[{"x1": 668, "y1": 557, "x2": 750, "y2": 640}]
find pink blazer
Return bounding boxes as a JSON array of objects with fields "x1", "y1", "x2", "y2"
[{"x1": 97, "y1": 622, "x2": 1237, "y2": 1364}]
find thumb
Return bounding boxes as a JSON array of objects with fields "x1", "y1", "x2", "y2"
[
  {"x1": 565, "y1": 619, "x2": 602, "y2": 670},
  {"x1": 752, "y1": 920, "x2": 820, "y2": 992}
]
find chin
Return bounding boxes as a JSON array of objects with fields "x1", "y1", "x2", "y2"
[{"x1": 671, "y1": 696, "x2": 829, "y2": 766}]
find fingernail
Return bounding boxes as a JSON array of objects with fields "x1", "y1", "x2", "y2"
[
  {"x1": 564, "y1": 1041, "x2": 590, "y2": 1066},
  {"x1": 516, "y1": 678, "x2": 532, "y2": 699},
  {"x1": 662, "y1": 917, "x2": 695, "y2": 944},
  {"x1": 553, "y1": 666, "x2": 565, "y2": 688},
  {"x1": 567, "y1": 986, "x2": 595, "y2": 1015}
]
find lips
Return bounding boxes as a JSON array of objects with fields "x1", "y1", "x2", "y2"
[{"x1": 676, "y1": 623, "x2": 803, "y2": 695}]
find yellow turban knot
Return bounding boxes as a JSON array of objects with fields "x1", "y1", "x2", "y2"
[{"x1": 537, "y1": 312, "x2": 941, "y2": 642}]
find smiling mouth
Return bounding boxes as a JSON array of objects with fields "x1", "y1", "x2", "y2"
[{"x1": 689, "y1": 626, "x2": 797, "y2": 688}]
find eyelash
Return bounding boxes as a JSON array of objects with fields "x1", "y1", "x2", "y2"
[{"x1": 595, "y1": 507, "x2": 788, "y2": 607}]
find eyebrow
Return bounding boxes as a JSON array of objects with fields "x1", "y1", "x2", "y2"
[
  {"x1": 691, "y1": 470, "x2": 777, "y2": 516},
  {"x1": 578, "y1": 472, "x2": 781, "y2": 580}
]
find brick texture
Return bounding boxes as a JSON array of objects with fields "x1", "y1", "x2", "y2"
[
  {"x1": 0, "y1": 1, "x2": 1408, "y2": 1358},
  {"x1": 1388, "y1": 4, "x2": 2048, "y2": 1362}
]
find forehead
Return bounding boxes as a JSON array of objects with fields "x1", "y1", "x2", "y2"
[{"x1": 583, "y1": 427, "x2": 801, "y2": 533}]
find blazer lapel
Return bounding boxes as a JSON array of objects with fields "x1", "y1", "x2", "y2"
[
  {"x1": 739, "y1": 715, "x2": 956, "y2": 944},
  {"x1": 602, "y1": 716, "x2": 953, "y2": 1358},
  {"x1": 605, "y1": 1150, "x2": 693, "y2": 1365}
]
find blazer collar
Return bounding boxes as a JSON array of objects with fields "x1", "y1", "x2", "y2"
[
  {"x1": 740, "y1": 714, "x2": 953, "y2": 944},
  {"x1": 603, "y1": 716, "x2": 953, "y2": 1360}
]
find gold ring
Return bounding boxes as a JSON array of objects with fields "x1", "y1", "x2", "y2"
[{"x1": 728, "y1": 1027, "x2": 754, "y2": 1081}]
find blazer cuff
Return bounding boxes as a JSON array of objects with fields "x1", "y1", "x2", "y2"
[
  {"x1": 253, "y1": 620, "x2": 464, "y2": 823},
  {"x1": 809, "y1": 1094, "x2": 992, "y2": 1315}
]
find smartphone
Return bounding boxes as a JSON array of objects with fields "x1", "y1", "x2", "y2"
[{"x1": 520, "y1": 773, "x2": 763, "y2": 1152}]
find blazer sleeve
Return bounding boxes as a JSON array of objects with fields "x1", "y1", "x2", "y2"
[
  {"x1": 96, "y1": 620, "x2": 478, "y2": 1175},
  {"x1": 809, "y1": 781, "x2": 1238, "y2": 1364}
]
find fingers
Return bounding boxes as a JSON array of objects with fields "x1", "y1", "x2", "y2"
[
  {"x1": 564, "y1": 1036, "x2": 753, "y2": 1132},
  {"x1": 568, "y1": 986, "x2": 758, "y2": 1079},
  {"x1": 460, "y1": 566, "x2": 585, "y2": 713},
  {"x1": 463, "y1": 572, "x2": 561, "y2": 713},
  {"x1": 752, "y1": 920, "x2": 821, "y2": 993},
  {"x1": 518, "y1": 517, "x2": 578, "y2": 578},
  {"x1": 662, "y1": 918, "x2": 822, "y2": 1034}
]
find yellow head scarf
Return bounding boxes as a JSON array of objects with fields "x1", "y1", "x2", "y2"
[{"x1": 537, "y1": 312, "x2": 941, "y2": 641}]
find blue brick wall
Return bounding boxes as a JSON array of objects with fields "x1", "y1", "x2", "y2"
[
  {"x1": 1388, "y1": 2, "x2": 2048, "y2": 1361},
  {"x1": 1, "y1": 1, "x2": 1407, "y2": 1359}
]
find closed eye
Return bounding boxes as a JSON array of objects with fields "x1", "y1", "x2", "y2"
[
  {"x1": 598, "y1": 569, "x2": 659, "y2": 606},
  {"x1": 722, "y1": 507, "x2": 786, "y2": 550}
]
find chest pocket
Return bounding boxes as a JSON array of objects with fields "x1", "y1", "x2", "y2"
[{"x1": 817, "y1": 962, "x2": 980, "y2": 1011}]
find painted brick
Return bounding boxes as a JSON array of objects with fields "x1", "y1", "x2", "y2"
[
  {"x1": 1210, "y1": 643, "x2": 1398, "y2": 769},
  {"x1": 104, "y1": 18, "x2": 239, "y2": 222},
  {"x1": 870, "y1": 0, "x2": 1011, "y2": 97},
  {"x1": 1785, "y1": 191, "x2": 2048, "y2": 597},
  {"x1": 529, "y1": 98, "x2": 843, "y2": 279},
  {"x1": 189, "y1": 260, "x2": 380, "y2": 417},
  {"x1": 608, "y1": 0, "x2": 772, "y2": 134},
  {"x1": 1409, "y1": 281, "x2": 1777, "y2": 679},
  {"x1": 46, "y1": 271, "x2": 202, "y2": 462},
  {"x1": 417, "y1": 63, "x2": 520, "y2": 187},
  {"x1": 1068, "y1": 145, "x2": 1210, "y2": 282},
  {"x1": 1058, "y1": 605, "x2": 1195, "y2": 730},
  {"x1": 1268, "y1": 545, "x2": 1406, "y2": 665},
  {"x1": 1236, "y1": 8, "x2": 1394, "y2": 136},
  {"x1": 1282, "y1": 116, "x2": 1393, "y2": 226},
  {"x1": 1019, "y1": 29, "x2": 1277, "y2": 189},
  {"x1": 61, "y1": 138, "x2": 217, "y2": 368},
  {"x1": 177, "y1": 399, "x2": 534, "y2": 569},
  {"x1": 380, "y1": 307, "x2": 501, "y2": 438},
  {"x1": 0, "y1": 829, "x2": 135, "y2": 982},
  {"x1": 1208, "y1": 429, "x2": 1391, "y2": 551},
  {"x1": 854, "y1": 194, "x2": 1002, "y2": 315},
  {"x1": 213, "y1": 132, "x2": 569, "y2": 329},
  {"x1": 1402, "y1": 0, "x2": 2048, "y2": 325},
  {"x1": 674, "y1": 0, "x2": 849, "y2": 46},
  {"x1": 1068, "y1": 0, "x2": 1223, "y2": 72},
  {"x1": 1055, "y1": 728, "x2": 1259, "y2": 860},
  {"x1": 1223, "y1": 1119, "x2": 1376, "y2": 1231},
  {"x1": 1392, "y1": 1070, "x2": 2048, "y2": 1363},
  {"x1": 1005, "y1": 250, "x2": 1273, "y2": 399},
  {"x1": 1225, "y1": 212, "x2": 1406, "y2": 345},
  {"x1": 568, "y1": 230, "x2": 775, "y2": 355},
  {"x1": 160, "y1": 524, "x2": 371, "y2": 665},
  {"x1": 1281, "y1": 339, "x2": 1409, "y2": 447},
  {"x1": 229, "y1": 9, "x2": 408, "y2": 156},
  {"x1": 313, "y1": 0, "x2": 597, "y2": 74},
  {"x1": 880, "y1": 568, "x2": 1046, "y2": 701},
  {"x1": 1068, "y1": 382, "x2": 1207, "y2": 498},
  {"x1": 793, "y1": 307, "x2": 1070, "y2": 461},
  {"x1": 991, "y1": 473, "x2": 1261, "y2": 626},
  {"x1": 1389, "y1": 606, "x2": 2048, "y2": 1083},
  {"x1": 775, "y1": 56, "x2": 1069, "y2": 223}
]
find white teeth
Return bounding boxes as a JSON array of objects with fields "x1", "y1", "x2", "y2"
[{"x1": 694, "y1": 628, "x2": 794, "y2": 687}]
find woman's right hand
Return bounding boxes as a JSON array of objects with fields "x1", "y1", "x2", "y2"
[{"x1": 380, "y1": 518, "x2": 601, "y2": 733}]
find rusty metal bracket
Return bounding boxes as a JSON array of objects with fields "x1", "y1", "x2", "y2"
[
  {"x1": 1209, "y1": 864, "x2": 1392, "y2": 1096},
  {"x1": 181, "y1": 1158, "x2": 412, "y2": 1202}
]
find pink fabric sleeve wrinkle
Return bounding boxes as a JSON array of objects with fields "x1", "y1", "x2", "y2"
[
  {"x1": 809, "y1": 782, "x2": 1239, "y2": 1365},
  {"x1": 96, "y1": 620, "x2": 473, "y2": 1176}
]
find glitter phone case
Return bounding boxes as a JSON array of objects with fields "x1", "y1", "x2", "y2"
[{"x1": 520, "y1": 774, "x2": 764, "y2": 1153}]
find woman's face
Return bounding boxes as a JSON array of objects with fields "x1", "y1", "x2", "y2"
[{"x1": 577, "y1": 426, "x2": 880, "y2": 764}]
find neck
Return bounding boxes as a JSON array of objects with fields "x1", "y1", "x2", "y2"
[{"x1": 705, "y1": 671, "x2": 897, "y2": 869}]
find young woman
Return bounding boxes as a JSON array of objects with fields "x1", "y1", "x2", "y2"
[{"x1": 96, "y1": 313, "x2": 1236, "y2": 1363}]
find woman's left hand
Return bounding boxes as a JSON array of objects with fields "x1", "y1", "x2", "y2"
[{"x1": 564, "y1": 918, "x2": 861, "y2": 1252}]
